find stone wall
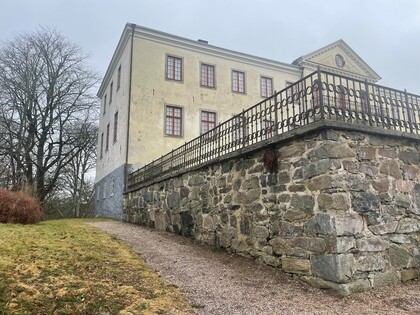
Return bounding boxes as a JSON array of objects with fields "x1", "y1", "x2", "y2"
[{"x1": 124, "y1": 129, "x2": 420, "y2": 295}]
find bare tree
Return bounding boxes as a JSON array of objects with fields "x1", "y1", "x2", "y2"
[
  {"x1": 0, "y1": 27, "x2": 100, "y2": 203},
  {"x1": 61, "y1": 123, "x2": 98, "y2": 217}
]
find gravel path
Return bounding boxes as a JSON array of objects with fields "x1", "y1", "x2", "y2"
[{"x1": 90, "y1": 221, "x2": 420, "y2": 315}]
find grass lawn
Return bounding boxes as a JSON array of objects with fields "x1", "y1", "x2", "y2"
[{"x1": 0, "y1": 219, "x2": 191, "y2": 314}]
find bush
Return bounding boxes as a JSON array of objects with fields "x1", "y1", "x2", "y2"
[{"x1": 0, "y1": 189, "x2": 43, "y2": 224}]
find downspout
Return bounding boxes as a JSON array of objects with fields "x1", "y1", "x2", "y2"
[{"x1": 124, "y1": 23, "x2": 136, "y2": 192}]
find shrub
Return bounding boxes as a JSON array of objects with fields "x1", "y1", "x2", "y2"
[{"x1": 0, "y1": 189, "x2": 43, "y2": 224}]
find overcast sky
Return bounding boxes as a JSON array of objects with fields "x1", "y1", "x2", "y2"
[{"x1": 1, "y1": 0, "x2": 419, "y2": 94}]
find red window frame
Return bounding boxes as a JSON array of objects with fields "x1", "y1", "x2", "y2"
[
  {"x1": 337, "y1": 85, "x2": 347, "y2": 110},
  {"x1": 166, "y1": 56, "x2": 182, "y2": 81},
  {"x1": 200, "y1": 111, "x2": 216, "y2": 135},
  {"x1": 113, "y1": 111, "x2": 118, "y2": 143},
  {"x1": 232, "y1": 70, "x2": 245, "y2": 93},
  {"x1": 201, "y1": 64, "x2": 215, "y2": 88},
  {"x1": 261, "y1": 76, "x2": 273, "y2": 98},
  {"x1": 165, "y1": 105, "x2": 183, "y2": 137}
]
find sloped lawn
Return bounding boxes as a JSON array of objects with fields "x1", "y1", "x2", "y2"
[{"x1": 0, "y1": 219, "x2": 191, "y2": 314}]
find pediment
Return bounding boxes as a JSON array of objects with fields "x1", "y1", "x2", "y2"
[{"x1": 293, "y1": 39, "x2": 381, "y2": 83}]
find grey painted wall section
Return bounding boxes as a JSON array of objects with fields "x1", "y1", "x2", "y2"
[{"x1": 94, "y1": 164, "x2": 125, "y2": 219}]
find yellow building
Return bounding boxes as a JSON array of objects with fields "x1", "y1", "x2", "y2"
[{"x1": 95, "y1": 23, "x2": 380, "y2": 218}]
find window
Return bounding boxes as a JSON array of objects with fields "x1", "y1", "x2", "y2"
[
  {"x1": 106, "y1": 123, "x2": 110, "y2": 151},
  {"x1": 113, "y1": 112, "x2": 118, "y2": 143},
  {"x1": 201, "y1": 63, "x2": 215, "y2": 88},
  {"x1": 103, "y1": 181, "x2": 106, "y2": 199},
  {"x1": 286, "y1": 81, "x2": 296, "y2": 98},
  {"x1": 109, "y1": 82, "x2": 113, "y2": 104},
  {"x1": 165, "y1": 105, "x2": 182, "y2": 136},
  {"x1": 361, "y1": 90, "x2": 369, "y2": 113},
  {"x1": 110, "y1": 177, "x2": 115, "y2": 196},
  {"x1": 96, "y1": 186, "x2": 100, "y2": 201},
  {"x1": 261, "y1": 76, "x2": 273, "y2": 98},
  {"x1": 232, "y1": 70, "x2": 245, "y2": 93},
  {"x1": 100, "y1": 133, "x2": 104, "y2": 158},
  {"x1": 166, "y1": 55, "x2": 182, "y2": 81},
  {"x1": 261, "y1": 119, "x2": 275, "y2": 140},
  {"x1": 201, "y1": 111, "x2": 216, "y2": 135},
  {"x1": 337, "y1": 85, "x2": 347, "y2": 109},
  {"x1": 117, "y1": 65, "x2": 121, "y2": 90},
  {"x1": 103, "y1": 95, "x2": 107, "y2": 115}
]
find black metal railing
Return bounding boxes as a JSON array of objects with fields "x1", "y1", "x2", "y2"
[{"x1": 127, "y1": 69, "x2": 420, "y2": 191}]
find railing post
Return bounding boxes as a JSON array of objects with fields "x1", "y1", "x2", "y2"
[
  {"x1": 273, "y1": 91, "x2": 278, "y2": 136},
  {"x1": 405, "y1": 89, "x2": 413, "y2": 134},
  {"x1": 317, "y1": 66, "x2": 325, "y2": 120},
  {"x1": 364, "y1": 79, "x2": 372, "y2": 126},
  {"x1": 242, "y1": 108, "x2": 246, "y2": 148}
]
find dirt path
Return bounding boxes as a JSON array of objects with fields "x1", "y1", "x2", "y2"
[{"x1": 90, "y1": 221, "x2": 420, "y2": 315}]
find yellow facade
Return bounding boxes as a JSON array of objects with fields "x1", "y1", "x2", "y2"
[{"x1": 95, "y1": 24, "x2": 382, "y2": 218}]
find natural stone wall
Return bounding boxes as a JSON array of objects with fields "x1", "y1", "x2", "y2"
[{"x1": 124, "y1": 129, "x2": 420, "y2": 295}]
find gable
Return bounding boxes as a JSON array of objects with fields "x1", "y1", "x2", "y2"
[{"x1": 293, "y1": 40, "x2": 381, "y2": 83}]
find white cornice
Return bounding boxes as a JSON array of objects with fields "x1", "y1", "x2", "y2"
[
  {"x1": 132, "y1": 25, "x2": 300, "y2": 74},
  {"x1": 98, "y1": 24, "x2": 301, "y2": 97}
]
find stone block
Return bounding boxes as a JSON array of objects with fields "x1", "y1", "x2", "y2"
[
  {"x1": 354, "y1": 253, "x2": 387, "y2": 272},
  {"x1": 396, "y1": 218, "x2": 419, "y2": 234},
  {"x1": 372, "y1": 178, "x2": 390, "y2": 192},
  {"x1": 356, "y1": 237, "x2": 389, "y2": 252},
  {"x1": 389, "y1": 244, "x2": 410, "y2": 268},
  {"x1": 278, "y1": 142, "x2": 306, "y2": 158},
  {"x1": 282, "y1": 257, "x2": 311, "y2": 275},
  {"x1": 291, "y1": 237, "x2": 326, "y2": 253},
  {"x1": 399, "y1": 151, "x2": 420, "y2": 165},
  {"x1": 329, "y1": 236, "x2": 356, "y2": 253},
  {"x1": 311, "y1": 254, "x2": 354, "y2": 283},
  {"x1": 400, "y1": 269, "x2": 419, "y2": 282},
  {"x1": 389, "y1": 234, "x2": 412, "y2": 244},
  {"x1": 254, "y1": 225, "x2": 269, "y2": 240},
  {"x1": 188, "y1": 175, "x2": 206, "y2": 186},
  {"x1": 358, "y1": 147, "x2": 376, "y2": 160},
  {"x1": 308, "y1": 175, "x2": 332, "y2": 191},
  {"x1": 379, "y1": 160, "x2": 402, "y2": 179},
  {"x1": 290, "y1": 194, "x2": 315, "y2": 214},
  {"x1": 413, "y1": 183, "x2": 420, "y2": 215},
  {"x1": 402, "y1": 165, "x2": 419, "y2": 180},
  {"x1": 300, "y1": 159, "x2": 331, "y2": 179},
  {"x1": 268, "y1": 236, "x2": 288, "y2": 255},
  {"x1": 395, "y1": 193, "x2": 411, "y2": 208},
  {"x1": 343, "y1": 160, "x2": 359, "y2": 174},
  {"x1": 335, "y1": 214, "x2": 363, "y2": 236},
  {"x1": 242, "y1": 176, "x2": 260, "y2": 190},
  {"x1": 308, "y1": 143, "x2": 356, "y2": 159},
  {"x1": 318, "y1": 193, "x2": 350, "y2": 212},
  {"x1": 372, "y1": 269, "x2": 401, "y2": 288},
  {"x1": 304, "y1": 213, "x2": 336, "y2": 236},
  {"x1": 351, "y1": 192, "x2": 381, "y2": 213},
  {"x1": 167, "y1": 191, "x2": 180, "y2": 208},
  {"x1": 359, "y1": 163, "x2": 378, "y2": 177},
  {"x1": 277, "y1": 171, "x2": 291, "y2": 184},
  {"x1": 368, "y1": 221, "x2": 398, "y2": 235}
]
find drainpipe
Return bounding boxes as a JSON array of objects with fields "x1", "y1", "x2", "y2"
[{"x1": 124, "y1": 23, "x2": 136, "y2": 192}]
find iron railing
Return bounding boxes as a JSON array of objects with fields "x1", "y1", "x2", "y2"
[{"x1": 127, "y1": 69, "x2": 420, "y2": 191}]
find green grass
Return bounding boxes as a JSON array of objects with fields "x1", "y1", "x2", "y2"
[{"x1": 0, "y1": 219, "x2": 192, "y2": 314}]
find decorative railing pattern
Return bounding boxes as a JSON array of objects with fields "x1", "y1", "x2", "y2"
[{"x1": 127, "y1": 70, "x2": 420, "y2": 191}]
